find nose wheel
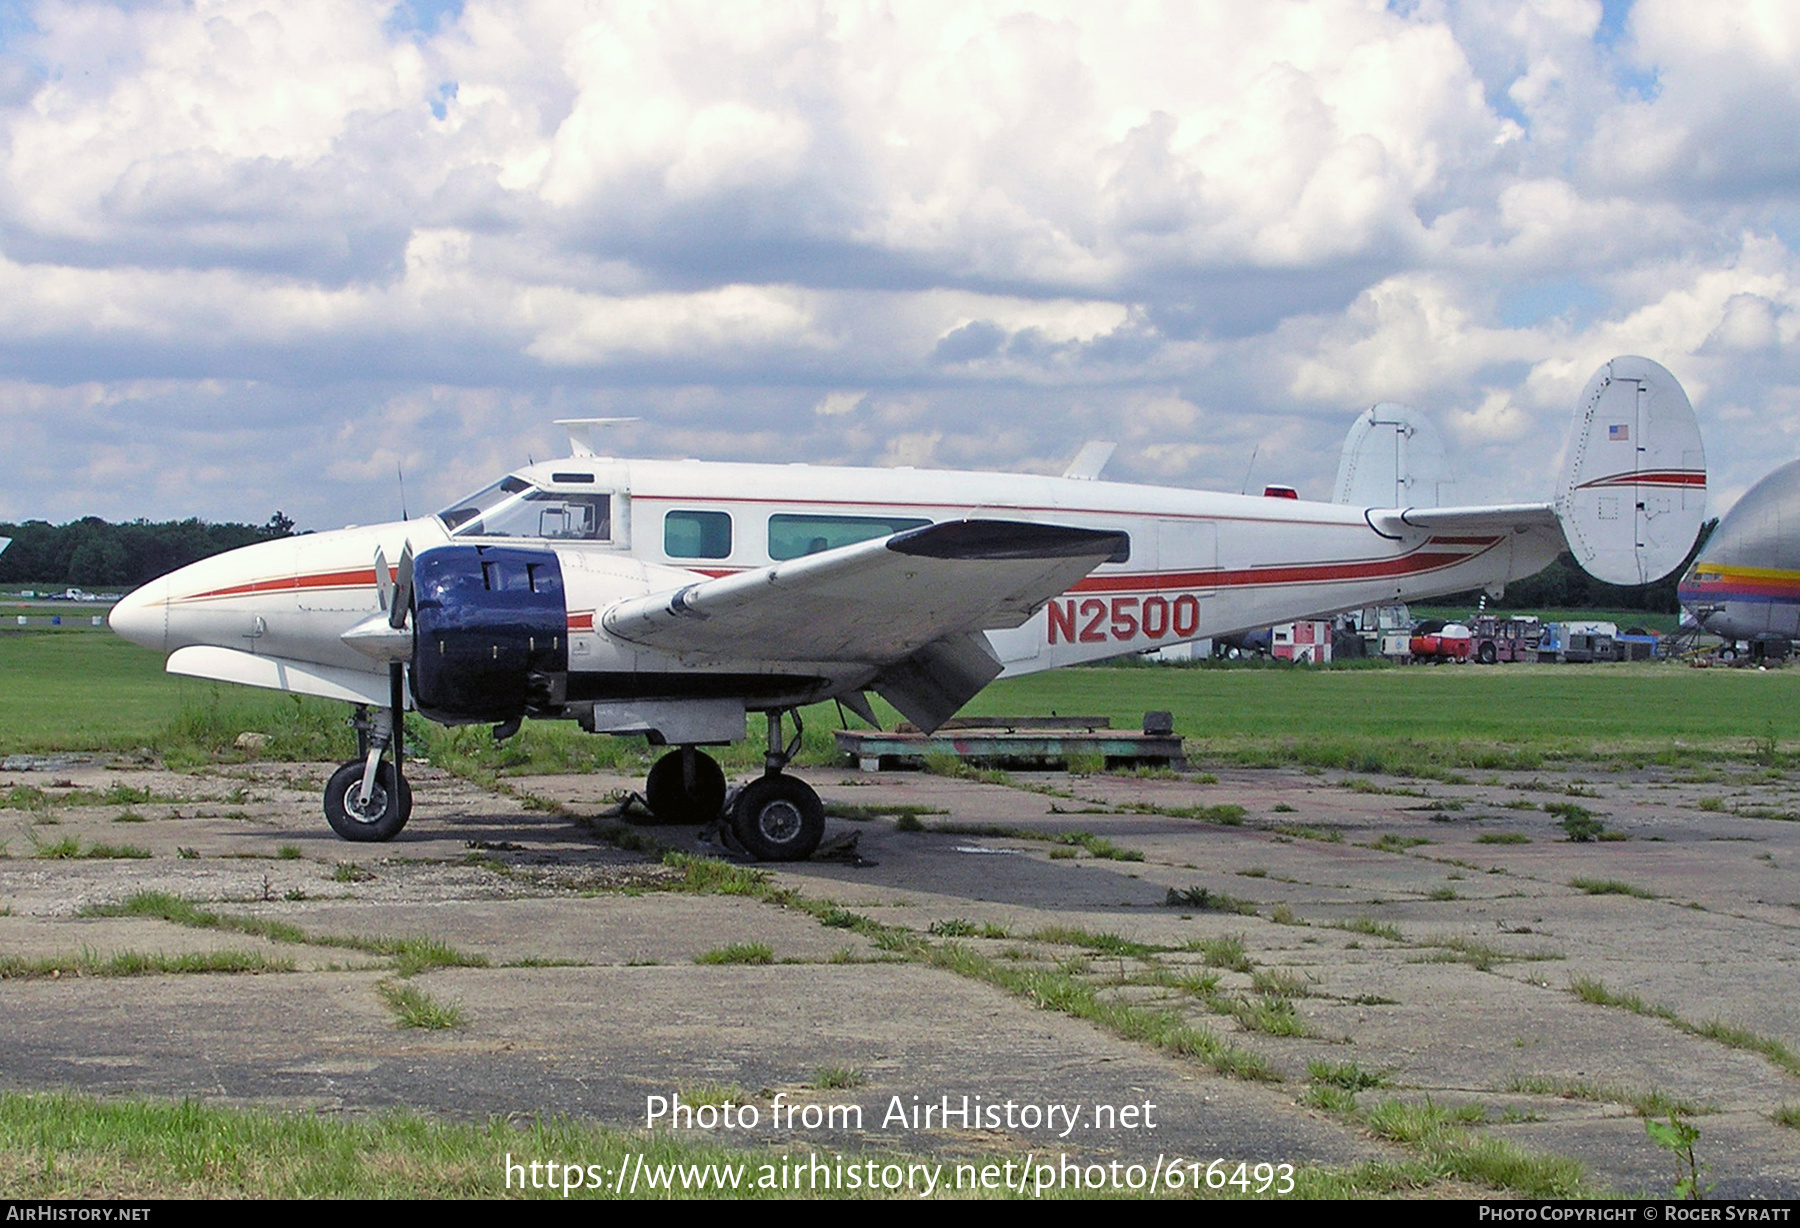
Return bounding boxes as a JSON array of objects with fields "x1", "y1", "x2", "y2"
[
  {"x1": 324, "y1": 759, "x2": 412, "y2": 841},
  {"x1": 325, "y1": 666, "x2": 412, "y2": 842}
]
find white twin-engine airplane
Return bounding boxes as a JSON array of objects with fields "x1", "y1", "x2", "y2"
[{"x1": 111, "y1": 356, "x2": 1706, "y2": 860}]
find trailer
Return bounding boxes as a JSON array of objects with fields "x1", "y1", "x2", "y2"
[
  {"x1": 1537, "y1": 621, "x2": 1619, "y2": 663},
  {"x1": 1271, "y1": 620, "x2": 1332, "y2": 663}
]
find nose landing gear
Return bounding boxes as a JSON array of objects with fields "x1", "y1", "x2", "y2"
[{"x1": 324, "y1": 664, "x2": 413, "y2": 842}]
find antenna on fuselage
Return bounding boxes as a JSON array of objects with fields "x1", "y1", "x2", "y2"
[
  {"x1": 556, "y1": 417, "x2": 642, "y2": 458},
  {"x1": 397, "y1": 463, "x2": 409, "y2": 520},
  {"x1": 1062, "y1": 441, "x2": 1116, "y2": 481},
  {"x1": 1238, "y1": 446, "x2": 1259, "y2": 495}
]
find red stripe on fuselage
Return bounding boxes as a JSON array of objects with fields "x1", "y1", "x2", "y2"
[
  {"x1": 1070, "y1": 538, "x2": 1497, "y2": 594},
  {"x1": 171, "y1": 535, "x2": 1499, "y2": 618},
  {"x1": 172, "y1": 567, "x2": 389, "y2": 604}
]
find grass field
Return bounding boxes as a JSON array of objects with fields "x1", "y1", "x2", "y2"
[
  {"x1": 972, "y1": 661, "x2": 1798, "y2": 770},
  {"x1": 2, "y1": 627, "x2": 1794, "y2": 772}
]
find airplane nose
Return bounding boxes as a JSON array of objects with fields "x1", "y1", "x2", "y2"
[{"x1": 109, "y1": 578, "x2": 169, "y2": 653}]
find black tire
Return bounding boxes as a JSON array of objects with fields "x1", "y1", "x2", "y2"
[
  {"x1": 729, "y1": 775, "x2": 824, "y2": 861},
  {"x1": 644, "y1": 750, "x2": 727, "y2": 825},
  {"x1": 323, "y1": 759, "x2": 412, "y2": 842},
  {"x1": 1478, "y1": 641, "x2": 1498, "y2": 665}
]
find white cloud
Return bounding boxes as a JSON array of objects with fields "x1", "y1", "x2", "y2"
[{"x1": 0, "y1": 0, "x2": 1793, "y2": 531}]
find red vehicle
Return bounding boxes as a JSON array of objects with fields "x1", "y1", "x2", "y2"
[{"x1": 1409, "y1": 620, "x2": 1472, "y2": 662}]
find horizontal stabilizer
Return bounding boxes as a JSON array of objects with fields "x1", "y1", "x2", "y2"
[{"x1": 1366, "y1": 503, "x2": 1559, "y2": 537}]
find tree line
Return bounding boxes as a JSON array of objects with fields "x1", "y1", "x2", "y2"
[{"x1": 0, "y1": 513, "x2": 296, "y2": 589}]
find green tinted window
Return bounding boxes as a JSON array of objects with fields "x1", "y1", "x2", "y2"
[
  {"x1": 665, "y1": 510, "x2": 733, "y2": 559},
  {"x1": 768, "y1": 513, "x2": 931, "y2": 560}
]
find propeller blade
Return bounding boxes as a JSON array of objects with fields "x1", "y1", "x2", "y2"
[
  {"x1": 390, "y1": 541, "x2": 415, "y2": 631},
  {"x1": 373, "y1": 546, "x2": 392, "y2": 614}
]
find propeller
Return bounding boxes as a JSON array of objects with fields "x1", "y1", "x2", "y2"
[
  {"x1": 374, "y1": 546, "x2": 393, "y2": 614},
  {"x1": 390, "y1": 542, "x2": 414, "y2": 631},
  {"x1": 341, "y1": 541, "x2": 416, "y2": 662}
]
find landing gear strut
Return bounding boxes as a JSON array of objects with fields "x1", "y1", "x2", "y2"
[
  {"x1": 325, "y1": 664, "x2": 413, "y2": 842},
  {"x1": 644, "y1": 746, "x2": 727, "y2": 825},
  {"x1": 727, "y1": 709, "x2": 824, "y2": 862}
]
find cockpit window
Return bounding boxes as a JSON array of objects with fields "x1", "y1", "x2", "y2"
[{"x1": 438, "y1": 477, "x2": 611, "y2": 541}]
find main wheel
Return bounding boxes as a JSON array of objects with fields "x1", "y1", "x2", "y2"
[
  {"x1": 644, "y1": 750, "x2": 727, "y2": 825},
  {"x1": 323, "y1": 759, "x2": 412, "y2": 842},
  {"x1": 729, "y1": 775, "x2": 824, "y2": 861}
]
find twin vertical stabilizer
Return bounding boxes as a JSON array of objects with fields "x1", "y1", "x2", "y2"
[{"x1": 1554, "y1": 357, "x2": 1707, "y2": 587}]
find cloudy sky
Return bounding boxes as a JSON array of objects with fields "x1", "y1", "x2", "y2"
[{"x1": 0, "y1": 0, "x2": 1795, "y2": 529}]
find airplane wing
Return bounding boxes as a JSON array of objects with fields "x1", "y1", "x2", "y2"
[
  {"x1": 601, "y1": 519, "x2": 1128, "y2": 731},
  {"x1": 602, "y1": 519, "x2": 1126, "y2": 661}
]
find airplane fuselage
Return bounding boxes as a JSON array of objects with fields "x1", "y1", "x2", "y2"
[
  {"x1": 1679, "y1": 457, "x2": 1800, "y2": 647},
  {"x1": 112, "y1": 455, "x2": 1568, "y2": 741},
  {"x1": 103, "y1": 355, "x2": 1708, "y2": 853}
]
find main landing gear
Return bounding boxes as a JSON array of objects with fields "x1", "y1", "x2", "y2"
[
  {"x1": 325, "y1": 665, "x2": 413, "y2": 842},
  {"x1": 644, "y1": 745, "x2": 728, "y2": 825},
  {"x1": 640, "y1": 709, "x2": 824, "y2": 862}
]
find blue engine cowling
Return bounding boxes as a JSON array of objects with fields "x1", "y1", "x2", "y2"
[{"x1": 410, "y1": 545, "x2": 569, "y2": 724}]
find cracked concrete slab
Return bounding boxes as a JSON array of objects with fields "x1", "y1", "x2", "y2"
[{"x1": 3, "y1": 754, "x2": 1798, "y2": 1197}]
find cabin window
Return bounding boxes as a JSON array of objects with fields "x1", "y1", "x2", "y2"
[
  {"x1": 767, "y1": 513, "x2": 931, "y2": 560},
  {"x1": 665, "y1": 510, "x2": 733, "y2": 559},
  {"x1": 1105, "y1": 534, "x2": 1131, "y2": 565}
]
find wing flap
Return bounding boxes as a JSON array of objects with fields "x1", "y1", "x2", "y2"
[
  {"x1": 601, "y1": 519, "x2": 1127, "y2": 662},
  {"x1": 872, "y1": 632, "x2": 1004, "y2": 734}
]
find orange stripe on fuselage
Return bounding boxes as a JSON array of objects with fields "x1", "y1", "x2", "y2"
[
  {"x1": 171, "y1": 536, "x2": 1498, "y2": 623},
  {"x1": 172, "y1": 567, "x2": 391, "y2": 604}
]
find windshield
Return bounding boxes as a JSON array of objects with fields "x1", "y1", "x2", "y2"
[{"x1": 438, "y1": 477, "x2": 611, "y2": 541}]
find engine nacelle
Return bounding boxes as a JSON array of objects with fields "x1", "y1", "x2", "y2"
[{"x1": 410, "y1": 545, "x2": 569, "y2": 724}]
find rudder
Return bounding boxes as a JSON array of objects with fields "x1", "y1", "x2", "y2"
[{"x1": 1555, "y1": 356, "x2": 1707, "y2": 586}]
